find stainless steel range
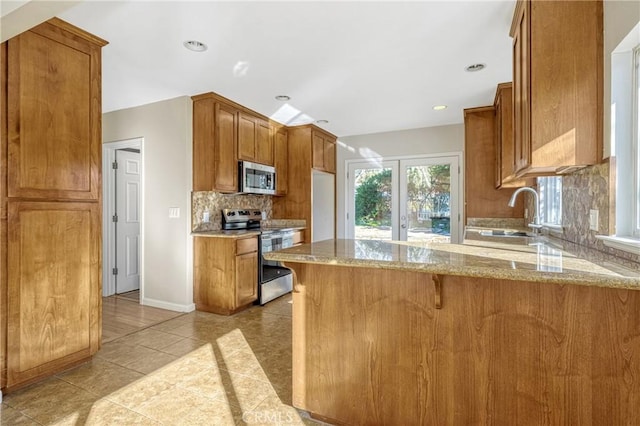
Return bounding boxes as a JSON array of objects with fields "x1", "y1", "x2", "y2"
[{"x1": 221, "y1": 209, "x2": 293, "y2": 305}]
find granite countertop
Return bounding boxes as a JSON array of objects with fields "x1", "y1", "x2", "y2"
[
  {"x1": 263, "y1": 233, "x2": 640, "y2": 289},
  {"x1": 192, "y1": 226, "x2": 305, "y2": 239}
]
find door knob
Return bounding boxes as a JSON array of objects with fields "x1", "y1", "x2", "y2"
[{"x1": 401, "y1": 224, "x2": 407, "y2": 229}]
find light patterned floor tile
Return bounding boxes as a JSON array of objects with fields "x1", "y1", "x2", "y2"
[
  {"x1": 0, "y1": 403, "x2": 39, "y2": 425},
  {"x1": 112, "y1": 328, "x2": 185, "y2": 350},
  {"x1": 57, "y1": 358, "x2": 145, "y2": 398},
  {"x1": 134, "y1": 386, "x2": 239, "y2": 425}
]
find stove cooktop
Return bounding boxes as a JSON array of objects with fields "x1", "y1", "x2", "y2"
[{"x1": 221, "y1": 208, "x2": 262, "y2": 230}]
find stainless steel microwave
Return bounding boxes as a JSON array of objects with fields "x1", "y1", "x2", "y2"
[{"x1": 239, "y1": 161, "x2": 276, "y2": 195}]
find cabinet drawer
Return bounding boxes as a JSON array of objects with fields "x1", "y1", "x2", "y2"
[{"x1": 236, "y1": 237, "x2": 257, "y2": 255}]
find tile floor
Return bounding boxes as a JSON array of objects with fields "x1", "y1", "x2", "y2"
[{"x1": 1, "y1": 295, "x2": 324, "y2": 425}]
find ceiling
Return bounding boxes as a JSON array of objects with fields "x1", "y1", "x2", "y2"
[{"x1": 16, "y1": 1, "x2": 516, "y2": 137}]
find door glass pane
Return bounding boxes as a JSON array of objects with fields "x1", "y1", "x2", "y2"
[
  {"x1": 404, "y1": 164, "x2": 451, "y2": 243},
  {"x1": 354, "y1": 167, "x2": 393, "y2": 240}
]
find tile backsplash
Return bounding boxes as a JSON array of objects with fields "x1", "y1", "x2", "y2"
[
  {"x1": 526, "y1": 161, "x2": 639, "y2": 265},
  {"x1": 192, "y1": 192, "x2": 272, "y2": 231}
]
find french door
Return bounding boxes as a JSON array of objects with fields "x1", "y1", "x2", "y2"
[{"x1": 347, "y1": 155, "x2": 461, "y2": 243}]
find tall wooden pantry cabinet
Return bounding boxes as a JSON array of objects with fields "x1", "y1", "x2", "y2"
[{"x1": 0, "y1": 18, "x2": 107, "y2": 391}]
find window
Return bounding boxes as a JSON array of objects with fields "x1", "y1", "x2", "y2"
[
  {"x1": 602, "y1": 23, "x2": 640, "y2": 253},
  {"x1": 537, "y1": 176, "x2": 562, "y2": 226}
]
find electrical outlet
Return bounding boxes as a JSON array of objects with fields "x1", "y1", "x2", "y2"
[
  {"x1": 169, "y1": 207, "x2": 180, "y2": 218},
  {"x1": 524, "y1": 208, "x2": 529, "y2": 219},
  {"x1": 589, "y1": 209, "x2": 598, "y2": 231},
  {"x1": 203, "y1": 210, "x2": 210, "y2": 223}
]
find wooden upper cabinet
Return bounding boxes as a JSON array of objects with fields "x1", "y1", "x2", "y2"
[
  {"x1": 192, "y1": 96, "x2": 239, "y2": 193},
  {"x1": 311, "y1": 130, "x2": 336, "y2": 173},
  {"x1": 494, "y1": 83, "x2": 525, "y2": 189},
  {"x1": 238, "y1": 112, "x2": 273, "y2": 166},
  {"x1": 6, "y1": 201, "x2": 101, "y2": 388},
  {"x1": 324, "y1": 139, "x2": 336, "y2": 174},
  {"x1": 464, "y1": 106, "x2": 524, "y2": 222},
  {"x1": 256, "y1": 120, "x2": 272, "y2": 166},
  {"x1": 274, "y1": 126, "x2": 288, "y2": 196},
  {"x1": 6, "y1": 19, "x2": 107, "y2": 201},
  {"x1": 510, "y1": 0, "x2": 603, "y2": 177},
  {"x1": 215, "y1": 103, "x2": 239, "y2": 192},
  {"x1": 238, "y1": 112, "x2": 257, "y2": 162},
  {"x1": 312, "y1": 132, "x2": 324, "y2": 170}
]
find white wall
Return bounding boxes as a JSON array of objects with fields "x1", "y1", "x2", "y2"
[
  {"x1": 103, "y1": 96, "x2": 194, "y2": 312},
  {"x1": 336, "y1": 123, "x2": 464, "y2": 237},
  {"x1": 603, "y1": 0, "x2": 640, "y2": 158}
]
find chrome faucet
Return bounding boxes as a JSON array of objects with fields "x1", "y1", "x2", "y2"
[{"x1": 508, "y1": 186, "x2": 543, "y2": 232}]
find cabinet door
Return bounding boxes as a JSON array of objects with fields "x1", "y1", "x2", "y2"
[
  {"x1": 214, "y1": 103, "x2": 239, "y2": 193},
  {"x1": 256, "y1": 120, "x2": 273, "y2": 166},
  {"x1": 324, "y1": 140, "x2": 336, "y2": 174},
  {"x1": 7, "y1": 201, "x2": 100, "y2": 388},
  {"x1": 238, "y1": 113, "x2": 257, "y2": 162},
  {"x1": 494, "y1": 93, "x2": 503, "y2": 188},
  {"x1": 312, "y1": 132, "x2": 325, "y2": 171},
  {"x1": 513, "y1": 2, "x2": 531, "y2": 175},
  {"x1": 235, "y1": 252, "x2": 257, "y2": 307},
  {"x1": 274, "y1": 128, "x2": 288, "y2": 195},
  {"x1": 7, "y1": 24, "x2": 102, "y2": 201}
]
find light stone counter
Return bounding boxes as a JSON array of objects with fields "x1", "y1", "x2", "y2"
[
  {"x1": 191, "y1": 230, "x2": 261, "y2": 238},
  {"x1": 192, "y1": 225, "x2": 306, "y2": 239},
  {"x1": 263, "y1": 235, "x2": 640, "y2": 289}
]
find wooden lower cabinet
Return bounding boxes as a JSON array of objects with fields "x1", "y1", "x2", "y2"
[
  {"x1": 288, "y1": 262, "x2": 640, "y2": 425},
  {"x1": 235, "y1": 252, "x2": 258, "y2": 307},
  {"x1": 6, "y1": 201, "x2": 101, "y2": 390},
  {"x1": 194, "y1": 236, "x2": 258, "y2": 315}
]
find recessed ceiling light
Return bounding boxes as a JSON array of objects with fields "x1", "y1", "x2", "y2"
[
  {"x1": 433, "y1": 105, "x2": 448, "y2": 111},
  {"x1": 316, "y1": 119, "x2": 329, "y2": 125},
  {"x1": 465, "y1": 63, "x2": 486, "y2": 72},
  {"x1": 275, "y1": 95, "x2": 291, "y2": 101},
  {"x1": 183, "y1": 40, "x2": 207, "y2": 52}
]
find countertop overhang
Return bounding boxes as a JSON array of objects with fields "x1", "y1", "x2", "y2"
[
  {"x1": 192, "y1": 226, "x2": 306, "y2": 239},
  {"x1": 263, "y1": 234, "x2": 640, "y2": 289}
]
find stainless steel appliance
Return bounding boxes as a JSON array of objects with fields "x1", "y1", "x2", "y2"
[
  {"x1": 220, "y1": 209, "x2": 293, "y2": 305},
  {"x1": 238, "y1": 161, "x2": 276, "y2": 195},
  {"x1": 259, "y1": 229, "x2": 294, "y2": 305},
  {"x1": 221, "y1": 208, "x2": 262, "y2": 230}
]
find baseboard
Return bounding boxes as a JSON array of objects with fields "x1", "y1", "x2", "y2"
[{"x1": 141, "y1": 297, "x2": 196, "y2": 313}]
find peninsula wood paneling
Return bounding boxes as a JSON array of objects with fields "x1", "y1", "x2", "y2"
[
  {"x1": 288, "y1": 262, "x2": 640, "y2": 425},
  {"x1": 464, "y1": 106, "x2": 523, "y2": 222},
  {"x1": 6, "y1": 19, "x2": 104, "y2": 201},
  {"x1": 6, "y1": 201, "x2": 101, "y2": 389}
]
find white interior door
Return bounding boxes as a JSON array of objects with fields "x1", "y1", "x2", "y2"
[
  {"x1": 115, "y1": 149, "x2": 141, "y2": 294},
  {"x1": 348, "y1": 155, "x2": 461, "y2": 243}
]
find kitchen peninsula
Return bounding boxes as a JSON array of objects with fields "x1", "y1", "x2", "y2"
[{"x1": 265, "y1": 236, "x2": 640, "y2": 425}]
